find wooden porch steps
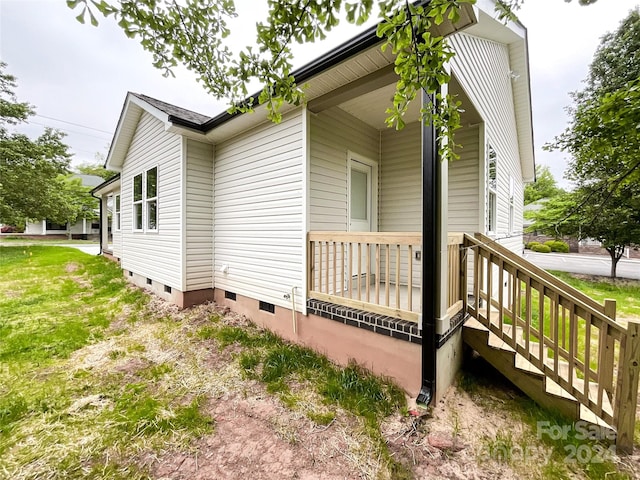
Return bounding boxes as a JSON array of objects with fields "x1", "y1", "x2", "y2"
[{"x1": 463, "y1": 317, "x2": 614, "y2": 430}]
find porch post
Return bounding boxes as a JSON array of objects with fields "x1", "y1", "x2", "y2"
[
  {"x1": 417, "y1": 89, "x2": 439, "y2": 406},
  {"x1": 100, "y1": 196, "x2": 108, "y2": 253}
]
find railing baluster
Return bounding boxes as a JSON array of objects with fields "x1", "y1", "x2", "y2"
[
  {"x1": 332, "y1": 241, "x2": 337, "y2": 296},
  {"x1": 552, "y1": 293, "x2": 559, "y2": 376},
  {"x1": 498, "y1": 258, "x2": 504, "y2": 333},
  {"x1": 487, "y1": 253, "x2": 493, "y2": 325},
  {"x1": 356, "y1": 243, "x2": 362, "y2": 301},
  {"x1": 395, "y1": 244, "x2": 401, "y2": 308},
  {"x1": 339, "y1": 242, "x2": 345, "y2": 297},
  {"x1": 366, "y1": 243, "x2": 371, "y2": 303},
  {"x1": 385, "y1": 243, "x2": 390, "y2": 307},
  {"x1": 408, "y1": 245, "x2": 413, "y2": 312},
  {"x1": 347, "y1": 242, "x2": 352, "y2": 299},
  {"x1": 569, "y1": 306, "x2": 577, "y2": 389},
  {"x1": 584, "y1": 313, "x2": 592, "y2": 400},
  {"x1": 318, "y1": 241, "x2": 323, "y2": 293},
  {"x1": 538, "y1": 283, "x2": 545, "y2": 361},
  {"x1": 309, "y1": 239, "x2": 316, "y2": 293},
  {"x1": 375, "y1": 244, "x2": 380, "y2": 305},
  {"x1": 324, "y1": 241, "x2": 330, "y2": 296},
  {"x1": 525, "y1": 279, "x2": 532, "y2": 359}
]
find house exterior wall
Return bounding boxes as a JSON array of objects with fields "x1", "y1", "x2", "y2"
[
  {"x1": 120, "y1": 112, "x2": 183, "y2": 289},
  {"x1": 448, "y1": 124, "x2": 481, "y2": 233},
  {"x1": 24, "y1": 219, "x2": 99, "y2": 236},
  {"x1": 213, "y1": 110, "x2": 305, "y2": 311},
  {"x1": 379, "y1": 121, "x2": 422, "y2": 286},
  {"x1": 184, "y1": 139, "x2": 214, "y2": 291},
  {"x1": 309, "y1": 107, "x2": 379, "y2": 231},
  {"x1": 24, "y1": 221, "x2": 45, "y2": 235},
  {"x1": 449, "y1": 32, "x2": 525, "y2": 254}
]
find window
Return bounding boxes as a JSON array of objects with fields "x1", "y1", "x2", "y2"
[
  {"x1": 487, "y1": 145, "x2": 497, "y2": 234},
  {"x1": 114, "y1": 194, "x2": 121, "y2": 231},
  {"x1": 46, "y1": 221, "x2": 67, "y2": 231},
  {"x1": 132, "y1": 167, "x2": 158, "y2": 232},
  {"x1": 133, "y1": 174, "x2": 143, "y2": 230},
  {"x1": 146, "y1": 167, "x2": 157, "y2": 230}
]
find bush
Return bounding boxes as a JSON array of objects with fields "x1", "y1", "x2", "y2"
[
  {"x1": 531, "y1": 244, "x2": 552, "y2": 253},
  {"x1": 525, "y1": 241, "x2": 540, "y2": 250},
  {"x1": 544, "y1": 240, "x2": 569, "y2": 253}
]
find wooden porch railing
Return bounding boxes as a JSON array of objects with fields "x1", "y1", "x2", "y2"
[
  {"x1": 307, "y1": 232, "x2": 464, "y2": 323},
  {"x1": 464, "y1": 233, "x2": 640, "y2": 452}
]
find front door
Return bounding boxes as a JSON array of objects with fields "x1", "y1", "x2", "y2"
[
  {"x1": 348, "y1": 155, "x2": 377, "y2": 290},
  {"x1": 349, "y1": 159, "x2": 372, "y2": 233}
]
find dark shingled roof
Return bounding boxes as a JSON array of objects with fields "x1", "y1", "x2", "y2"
[{"x1": 130, "y1": 93, "x2": 212, "y2": 128}]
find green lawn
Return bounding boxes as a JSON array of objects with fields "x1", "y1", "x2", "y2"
[
  {"x1": 0, "y1": 246, "x2": 636, "y2": 479},
  {"x1": 549, "y1": 270, "x2": 640, "y2": 320},
  {"x1": 0, "y1": 247, "x2": 407, "y2": 479}
]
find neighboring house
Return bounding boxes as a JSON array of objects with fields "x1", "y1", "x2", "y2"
[
  {"x1": 24, "y1": 174, "x2": 103, "y2": 238},
  {"x1": 93, "y1": 1, "x2": 532, "y2": 401}
]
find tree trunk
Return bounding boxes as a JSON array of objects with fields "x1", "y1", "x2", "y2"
[{"x1": 606, "y1": 247, "x2": 624, "y2": 278}]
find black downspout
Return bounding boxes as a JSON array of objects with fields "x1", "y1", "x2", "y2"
[{"x1": 417, "y1": 89, "x2": 439, "y2": 406}]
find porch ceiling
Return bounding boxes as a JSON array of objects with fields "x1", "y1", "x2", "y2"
[{"x1": 336, "y1": 74, "x2": 481, "y2": 131}]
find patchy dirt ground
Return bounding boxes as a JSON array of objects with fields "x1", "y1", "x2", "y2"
[{"x1": 66, "y1": 297, "x2": 639, "y2": 479}]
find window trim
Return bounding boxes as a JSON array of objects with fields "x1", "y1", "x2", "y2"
[
  {"x1": 133, "y1": 173, "x2": 143, "y2": 231},
  {"x1": 132, "y1": 167, "x2": 158, "y2": 233},
  {"x1": 145, "y1": 167, "x2": 158, "y2": 232},
  {"x1": 114, "y1": 193, "x2": 121, "y2": 231}
]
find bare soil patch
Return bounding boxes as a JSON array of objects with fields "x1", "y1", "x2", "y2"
[{"x1": 58, "y1": 299, "x2": 640, "y2": 479}]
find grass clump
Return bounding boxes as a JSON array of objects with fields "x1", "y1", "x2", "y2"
[{"x1": 306, "y1": 410, "x2": 336, "y2": 426}]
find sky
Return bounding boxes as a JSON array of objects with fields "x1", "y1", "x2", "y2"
[{"x1": 0, "y1": 0, "x2": 638, "y2": 188}]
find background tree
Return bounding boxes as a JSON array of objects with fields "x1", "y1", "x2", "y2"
[
  {"x1": 0, "y1": 62, "x2": 72, "y2": 226},
  {"x1": 524, "y1": 165, "x2": 564, "y2": 205},
  {"x1": 550, "y1": 8, "x2": 640, "y2": 199},
  {"x1": 529, "y1": 8, "x2": 640, "y2": 277},
  {"x1": 530, "y1": 7, "x2": 640, "y2": 277},
  {"x1": 75, "y1": 154, "x2": 117, "y2": 180}
]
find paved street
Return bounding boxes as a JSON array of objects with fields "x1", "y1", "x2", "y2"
[{"x1": 522, "y1": 251, "x2": 640, "y2": 280}]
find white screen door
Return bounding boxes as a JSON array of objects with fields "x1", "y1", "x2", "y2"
[
  {"x1": 349, "y1": 160, "x2": 372, "y2": 233},
  {"x1": 348, "y1": 157, "x2": 377, "y2": 289}
]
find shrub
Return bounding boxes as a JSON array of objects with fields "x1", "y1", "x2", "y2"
[
  {"x1": 525, "y1": 241, "x2": 540, "y2": 250},
  {"x1": 531, "y1": 244, "x2": 551, "y2": 253},
  {"x1": 544, "y1": 240, "x2": 569, "y2": 253}
]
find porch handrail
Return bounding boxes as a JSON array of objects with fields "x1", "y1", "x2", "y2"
[
  {"x1": 307, "y1": 232, "x2": 465, "y2": 324},
  {"x1": 464, "y1": 233, "x2": 640, "y2": 452}
]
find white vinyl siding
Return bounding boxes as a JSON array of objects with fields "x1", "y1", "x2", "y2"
[
  {"x1": 449, "y1": 32, "x2": 524, "y2": 254},
  {"x1": 309, "y1": 107, "x2": 379, "y2": 231},
  {"x1": 214, "y1": 111, "x2": 304, "y2": 310},
  {"x1": 379, "y1": 121, "x2": 421, "y2": 286},
  {"x1": 185, "y1": 139, "x2": 214, "y2": 290},
  {"x1": 448, "y1": 124, "x2": 481, "y2": 233},
  {"x1": 120, "y1": 112, "x2": 182, "y2": 289}
]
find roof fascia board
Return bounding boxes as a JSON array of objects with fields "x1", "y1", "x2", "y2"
[
  {"x1": 106, "y1": 93, "x2": 177, "y2": 170},
  {"x1": 91, "y1": 173, "x2": 121, "y2": 196}
]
